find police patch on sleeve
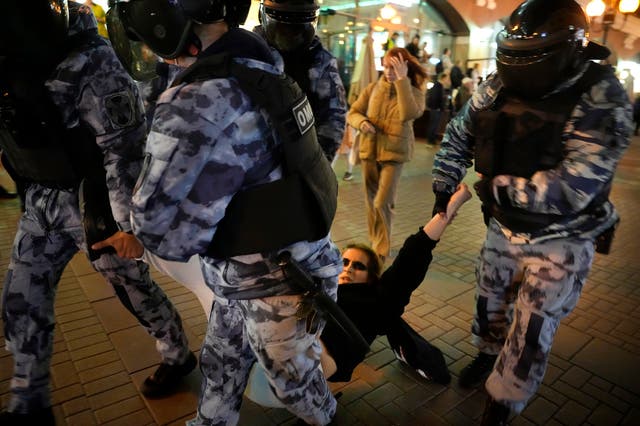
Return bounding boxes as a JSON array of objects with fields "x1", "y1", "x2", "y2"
[
  {"x1": 292, "y1": 97, "x2": 315, "y2": 135},
  {"x1": 104, "y1": 91, "x2": 135, "y2": 129}
]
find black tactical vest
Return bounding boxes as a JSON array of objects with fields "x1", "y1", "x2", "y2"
[
  {"x1": 473, "y1": 62, "x2": 611, "y2": 232},
  {"x1": 173, "y1": 51, "x2": 338, "y2": 258},
  {"x1": 0, "y1": 32, "x2": 108, "y2": 187}
]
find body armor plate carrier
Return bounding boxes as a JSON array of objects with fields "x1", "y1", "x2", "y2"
[
  {"x1": 473, "y1": 62, "x2": 611, "y2": 232},
  {"x1": 0, "y1": 32, "x2": 108, "y2": 188},
  {"x1": 173, "y1": 52, "x2": 338, "y2": 258}
]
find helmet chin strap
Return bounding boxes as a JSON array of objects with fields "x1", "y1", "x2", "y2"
[
  {"x1": 184, "y1": 31, "x2": 202, "y2": 57},
  {"x1": 187, "y1": 43, "x2": 201, "y2": 56}
]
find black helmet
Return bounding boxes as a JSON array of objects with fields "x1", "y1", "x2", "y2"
[
  {"x1": 110, "y1": 0, "x2": 250, "y2": 60},
  {"x1": 0, "y1": 0, "x2": 69, "y2": 61},
  {"x1": 496, "y1": 0, "x2": 607, "y2": 99},
  {"x1": 260, "y1": 0, "x2": 319, "y2": 52},
  {"x1": 106, "y1": 4, "x2": 158, "y2": 81}
]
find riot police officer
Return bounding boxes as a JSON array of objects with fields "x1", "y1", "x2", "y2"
[
  {"x1": 257, "y1": 0, "x2": 347, "y2": 162},
  {"x1": 0, "y1": 2, "x2": 194, "y2": 423},
  {"x1": 110, "y1": 0, "x2": 341, "y2": 424},
  {"x1": 431, "y1": 0, "x2": 631, "y2": 424}
]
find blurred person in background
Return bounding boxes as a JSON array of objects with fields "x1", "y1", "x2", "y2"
[
  {"x1": 85, "y1": 0, "x2": 108, "y2": 38},
  {"x1": 426, "y1": 71, "x2": 452, "y2": 146}
]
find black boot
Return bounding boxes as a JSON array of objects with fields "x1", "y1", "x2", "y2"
[
  {"x1": 0, "y1": 407, "x2": 55, "y2": 426},
  {"x1": 481, "y1": 397, "x2": 510, "y2": 426},
  {"x1": 0, "y1": 185, "x2": 18, "y2": 199},
  {"x1": 458, "y1": 352, "x2": 497, "y2": 388},
  {"x1": 140, "y1": 351, "x2": 197, "y2": 398}
]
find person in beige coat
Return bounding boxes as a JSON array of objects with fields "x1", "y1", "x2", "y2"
[{"x1": 347, "y1": 47, "x2": 427, "y2": 261}]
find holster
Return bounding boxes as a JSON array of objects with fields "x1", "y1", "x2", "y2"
[
  {"x1": 276, "y1": 251, "x2": 370, "y2": 355},
  {"x1": 79, "y1": 176, "x2": 118, "y2": 261}
]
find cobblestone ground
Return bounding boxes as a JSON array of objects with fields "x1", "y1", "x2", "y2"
[{"x1": 1, "y1": 137, "x2": 639, "y2": 425}]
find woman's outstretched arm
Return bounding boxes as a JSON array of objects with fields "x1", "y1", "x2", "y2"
[{"x1": 424, "y1": 183, "x2": 472, "y2": 241}]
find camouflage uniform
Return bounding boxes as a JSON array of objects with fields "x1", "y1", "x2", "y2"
[
  {"x1": 1, "y1": 3, "x2": 190, "y2": 413},
  {"x1": 131, "y1": 29, "x2": 341, "y2": 425},
  {"x1": 302, "y1": 36, "x2": 347, "y2": 162},
  {"x1": 255, "y1": 28, "x2": 346, "y2": 162},
  {"x1": 432, "y1": 64, "x2": 631, "y2": 413}
]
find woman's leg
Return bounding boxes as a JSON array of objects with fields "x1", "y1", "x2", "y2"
[{"x1": 368, "y1": 161, "x2": 404, "y2": 259}]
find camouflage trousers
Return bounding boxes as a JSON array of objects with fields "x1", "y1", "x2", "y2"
[
  {"x1": 1, "y1": 186, "x2": 189, "y2": 413},
  {"x1": 474, "y1": 221, "x2": 595, "y2": 414},
  {"x1": 196, "y1": 254, "x2": 340, "y2": 426}
]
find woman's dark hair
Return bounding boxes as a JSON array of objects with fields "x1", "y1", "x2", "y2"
[
  {"x1": 385, "y1": 47, "x2": 428, "y2": 90},
  {"x1": 343, "y1": 243, "x2": 383, "y2": 284}
]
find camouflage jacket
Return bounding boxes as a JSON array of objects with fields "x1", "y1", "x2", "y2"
[
  {"x1": 46, "y1": 2, "x2": 146, "y2": 231},
  {"x1": 130, "y1": 36, "x2": 336, "y2": 270},
  {"x1": 304, "y1": 36, "x2": 347, "y2": 161},
  {"x1": 432, "y1": 63, "x2": 632, "y2": 243},
  {"x1": 255, "y1": 29, "x2": 347, "y2": 161}
]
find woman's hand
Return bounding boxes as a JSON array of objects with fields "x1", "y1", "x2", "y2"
[
  {"x1": 360, "y1": 120, "x2": 376, "y2": 135},
  {"x1": 389, "y1": 55, "x2": 408, "y2": 81}
]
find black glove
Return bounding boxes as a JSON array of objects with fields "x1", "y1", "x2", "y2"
[
  {"x1": 432, "y1": 191, "x2": 452, "y2": 217},
  {"x1": 474, "y1": 179, "x2": 496, "y2": 227},
  {"x1": 473, "y1": 179, "x2": 494, "y2": 205}
]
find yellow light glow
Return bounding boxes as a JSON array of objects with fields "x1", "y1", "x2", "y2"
[
  {"x1": 619, "y1": 0, "x2": 640, "y2": 13},
  {"x1": 586, "y1": 0, "x2": 606, "y2": 17},
  {"x1": 380, "y1": 4, "x2": 397, "y2": 20},
  {"x1": 391, "y1": 16, "x2": 402, "y2": 24},
  {"x1": 413, "y1": 18, "x2": 420, "y2": 24}
]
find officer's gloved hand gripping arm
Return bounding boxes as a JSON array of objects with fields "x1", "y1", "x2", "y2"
[{"x1": 431, "y1": 101, "x2": 476, "y2": 217}]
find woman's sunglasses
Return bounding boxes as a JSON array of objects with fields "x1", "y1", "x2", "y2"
[{"x1": 342, "y1": 258, "x2": 368, "y2": 271}]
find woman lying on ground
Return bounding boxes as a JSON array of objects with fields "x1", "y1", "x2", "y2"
[
  {"x1": 138, "y1": 184, "x2": 472, "y2": 403},
  {"x1": 321, "y1": 183, "x2": 471, "y2": 385}
]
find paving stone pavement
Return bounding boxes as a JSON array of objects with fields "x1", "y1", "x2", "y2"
[{"x1": 1, "y1": 137, "x2": 639, "y2": 425}]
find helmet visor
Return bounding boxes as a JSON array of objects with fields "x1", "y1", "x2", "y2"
[
  {"x1": 112, "y1": 0, "x2": 192, "y2": 59},
  {"x1": 497, "y1": 42, "x2": 576, "y2": 99},
  {"x1": 497, "y1": 27, "x2": 586, "y2": 52},
  {"x1": 107, "y1": 5, "x2": 158, "y2": 81},
  {"x1": 261, "y1": 5, "x2": 318, "y2": 52}
]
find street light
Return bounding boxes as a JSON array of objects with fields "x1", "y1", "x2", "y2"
[{"x1": 586, "y1": 0, "x2": 640, "y2": 45}]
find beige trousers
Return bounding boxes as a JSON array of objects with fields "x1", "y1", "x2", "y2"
[{"x1": 362, "y1": 159, "x2": 404, "y2": 259}]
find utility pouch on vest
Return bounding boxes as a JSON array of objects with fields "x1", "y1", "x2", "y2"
[
  {"x1": 474, "y1": 110, "x2": 504, "y2": 177},
  {"x1": 0, "y1": 30, "x2": 107, "y2": 188},
  {"x1": 173, "y1": 52, "x2": 338, "y2": 258},
  {"x1": 475, "y1": 62, "x2": 613, "y2": 232},
  {"x1": 0, "y1": 84, "x2": 80, "y2": 187}
]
